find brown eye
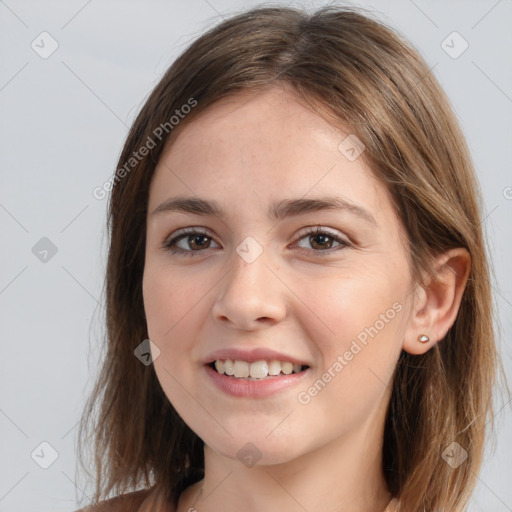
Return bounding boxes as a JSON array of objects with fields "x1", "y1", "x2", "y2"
[
  {"x1": 163, "y1": 229, "x2": 220, "y2": 257},
  {"x1": 184, "y1": 234, "x2": 211, "y2": 250},
  {"x1": 309, "y1": 233, "x2": 334, "y2": 250},
  {"x1": 295, "y1": 227, "x2": 351, "y2": 255}
]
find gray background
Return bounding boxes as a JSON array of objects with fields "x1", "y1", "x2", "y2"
[{"x1": 0, "y1": 0, "x2": 511, "y2": 510}]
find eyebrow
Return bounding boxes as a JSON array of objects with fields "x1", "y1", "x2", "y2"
[{"x1": 151, "y1": 195, "x2": 377, "y2": 226}]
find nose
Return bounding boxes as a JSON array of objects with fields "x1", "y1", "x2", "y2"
[{"x1": 211, "y1": 247, "x2": 287, "y2": 331}]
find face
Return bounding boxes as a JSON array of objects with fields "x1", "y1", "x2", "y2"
[{"x1": 142, "y1": 85, "x2": 415, "y2": 467}]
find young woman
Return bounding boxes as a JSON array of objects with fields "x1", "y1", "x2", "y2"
[{"x1": 76, "y1": 5, "x2": 504, "y2": 512}]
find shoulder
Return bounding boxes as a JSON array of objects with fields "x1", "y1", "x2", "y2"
[
  {"x1": 74, "y1": 487, "x2": 161, "y2": 512},
  {"x1": 385, "y1": 497, "x2": 399, "y2": 512}
]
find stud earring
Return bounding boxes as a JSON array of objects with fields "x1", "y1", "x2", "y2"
[{"x1": 417, "y1": 334, "x2": 430, "y2": 343}]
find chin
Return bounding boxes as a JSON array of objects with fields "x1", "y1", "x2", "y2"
[
  {"x1": 199, "y1": 424, "x2": 309, "y2": 465},
  {"x1": 208, "y1": 439, "x2": 302, "y2": 467}
]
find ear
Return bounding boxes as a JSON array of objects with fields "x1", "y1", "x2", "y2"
[{"x1": 403, "y1": 248, "x2": 471, "y2": 355}]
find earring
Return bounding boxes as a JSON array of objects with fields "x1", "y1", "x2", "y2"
[{"x1": 417, "y1": 334, "x2": 430, "y2": 343}]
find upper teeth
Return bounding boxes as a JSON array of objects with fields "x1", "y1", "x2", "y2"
[{"x1": 214, "y1": 359, "x2": 304, "y2": 379}]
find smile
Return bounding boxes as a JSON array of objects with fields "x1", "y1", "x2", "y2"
[
  {"x1": 204, "y1": 359, "x2": 310, "y2": 398},
  {"x1": 211, "y1": 359, "x2": 307, "y2": 379}
]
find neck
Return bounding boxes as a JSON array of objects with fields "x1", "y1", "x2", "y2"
[{"x1": 177, "y1": 402, "x2": 392, "y2": 512}]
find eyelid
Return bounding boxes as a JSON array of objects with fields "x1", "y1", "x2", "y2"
[
  {"x1": 294, "y1": 225, "x2": 350, "y2": 243},
  {"x1": 164, "y1": 226, "x2": 211, "y2": 240}
]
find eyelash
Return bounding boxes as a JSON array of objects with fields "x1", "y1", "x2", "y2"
[{"x1": 161, "y1": 226, "x2": 352, "y2": 258}]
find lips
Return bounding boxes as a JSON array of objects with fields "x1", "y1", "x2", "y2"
[{"x1": 202, "y1": 347, "x2": 311, "y2": 398}]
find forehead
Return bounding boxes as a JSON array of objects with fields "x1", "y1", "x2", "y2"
[
  {"x1": 149, "y1": 86, "x2": 396, "y2": 228},
  {"x1": 166, "y1": 85, "x2": 347, "y2": 161}
]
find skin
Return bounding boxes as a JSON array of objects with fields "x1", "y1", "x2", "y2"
[{"x1": 142, "y1": 84, "x2": 470, "y2": 512}]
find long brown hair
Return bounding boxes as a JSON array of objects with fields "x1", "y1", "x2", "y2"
[{"x1": 77, "y1": 5, "x2": 506, "y2": 510}]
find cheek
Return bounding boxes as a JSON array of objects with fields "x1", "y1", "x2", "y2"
[
  {"x1": 321, "y1": 264, "x2": 408, "y2": 372},
  {"x1": 291, "y1": 288, "x2": 405, "y2": 443},
  {"x1": 142, "y1": 263, "x2": 203, "y2": 341},
  {"x1": 304, "y1": 269, "x2": 407, "y2": 355},
  {"x1": 297, "y1": 271, "x2": 407, "y2": 414},
  {"x1": 143, "y1": 270, "x2": 229, "y2": 449},
  {"x1": 142, "y1": 268, "x2": 199, "y2": 409},
  {"x1": 142, "y1": 262, "x2": 212, "y2": 399}
]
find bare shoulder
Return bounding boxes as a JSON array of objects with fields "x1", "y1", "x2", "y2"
[{"x1": 74, "y1": 488, "x2": 158, "y2": 512}]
